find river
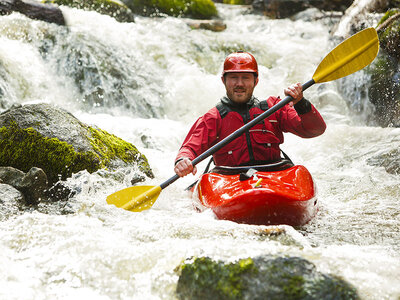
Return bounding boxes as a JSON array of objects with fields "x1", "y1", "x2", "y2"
[{"x1": 0, "y1": 4, "x2": 399, "y2": 300}]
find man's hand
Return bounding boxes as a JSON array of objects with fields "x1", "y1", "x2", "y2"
[
  {"x1": 284, "y1": 83, "x2": 303, "y2": 107},
  {"x1": 174, "y1": 158, "x2": 197, "y2": 177}
]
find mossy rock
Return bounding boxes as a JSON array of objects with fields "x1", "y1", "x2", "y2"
[
  {"x1": 177, "y1": 257, "x2": 257, "y2": 299},
  {"x1": 356, "y1": 9, "x2": 400, "y2": 127},
  {"x1": 123, "y1": 0, "x2": 217, "y2": 19},
  {"x1": 42, "y1": 0, "x2": 135, "y2": 23},
  {"x1": 176, "y1": 256, "x2": 360, "y2": 300},
  {"x1": 0, "y1": 103, "x2": 153, "y2": 184},
  {"x1": 337, "y1": 9, "x2": 400, "y2": 127},
  {"x1": 377, "y1": 8, "x2": 400, "y2": 59}
]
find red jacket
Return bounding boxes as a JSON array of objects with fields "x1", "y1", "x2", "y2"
[{"x1": 176, "y1": 96, "x2": 326, "y2": 166}]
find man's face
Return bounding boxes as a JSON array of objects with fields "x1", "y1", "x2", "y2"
[{"x1": 222, "y1": 72, "x2": 258, "y2": 104}]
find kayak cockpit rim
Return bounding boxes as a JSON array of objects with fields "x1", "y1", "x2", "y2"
[{"x1": 210, "y1": 159, "x2": 294, "y2": 175}]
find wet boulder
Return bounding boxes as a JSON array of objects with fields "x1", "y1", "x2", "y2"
[
  {"x1": 376, "y1": 8, "x2": 400, "y2": 61},
  {"x1": 0, "y1": 183, "x2": 23, "y2": 221},
  {"x1": 310, "y1": 0, "x2": 353, "y2": 12},
  {"x1": 0, "y1": 166, "x2": 48, "y2": 204},
  {"x1": 42, "y1": 0, "x2": 135, "y2": 23},
  {"x1": 0, "y1": 169, "x2": 76, "y2": 217},
  {"x1": 367, "y1": 9, "x2": 400, "y2": 127},
  {"x1": 0, "y1": 166, "x2": 74, "y2": 207},
  {"x1": 186, "y1": 19, "x2": 227, "y2": 32},
  {"x1": 367, "y1": 53, "x2": 400, "y2": 127},
  {"x1": 332, "y1": 3, "x2": 400, "y2": 127},
  {"x1": 252, "y1": 0, "x2": 309, "y2": 19},
  {"x1": 252, "y1": 0, "x2": 353, "y2": 19},
  {"x1": 122, "y1": 0, "x2": 218, "y2": 19},
  {"x1": 176, "y1": 256, "x2": 360, "y2": 299},
  {"x1": 0, "y1": 103, "x2": 154, "y2": 184},
  {"x1": 332, "y1": 0, "x2": 395, "y2": 38},
  {"x1": 0, "y1": 0, "x2": 65, "y2": 25}
]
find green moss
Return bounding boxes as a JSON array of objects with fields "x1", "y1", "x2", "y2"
[
  {"x1": 282, "y1": 275, "x2": 306, "y2": 298},
  {"x1": 311, "y1": 274, "x2": 360, "y2": 300},
  {"x1": 125, "y1": 0, "x2": 217, "y2": 19},
  {"x1": 87, "y1": 126, "x2": 153, "y2": 177},
  {"x1": 378, "y1": 8, "x2": 400, "y2": 25},
  {"x1": 377, "y1": 9, "x2": 400, "y2": 44},
  {"x1": 222, "y1": 0, "x2": 245, "y2": 4},
  {"x1": 177, "y1": 257, "x2": 257, "y2": 299},
  {"x1": 187, "y1": 0, "x2": 219, "y2": 19},
  {"x1": 0, "y1": 122, "x2": 99, "y2": 183}
]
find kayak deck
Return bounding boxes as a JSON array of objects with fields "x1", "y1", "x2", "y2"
[{"x1": 192, "y1": 165, "x2": 318, "y2": 226}]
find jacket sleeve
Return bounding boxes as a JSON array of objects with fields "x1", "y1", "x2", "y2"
[
  {"x1": 175, "y1": 107, "x2": 221, "y2": 163},
  {"x1": 273, "y1": 97, "x2": 326, "y2": 138}
]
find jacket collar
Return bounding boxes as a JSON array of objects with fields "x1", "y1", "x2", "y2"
[{"x1": 221, "y1": 95, "x2": 256, "y2": 109}]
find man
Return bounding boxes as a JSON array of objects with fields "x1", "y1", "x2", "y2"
[{"x1": 174, "y1": 51, "x2": 326, "y2": 177}]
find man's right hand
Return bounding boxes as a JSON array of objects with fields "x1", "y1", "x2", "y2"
[{"x1": 174, "y1": 158, "x2": 197, "y2": 177}]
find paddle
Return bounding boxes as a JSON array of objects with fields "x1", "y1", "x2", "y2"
[{"x1": 107, "y1": 27, "x2": 379, "y2": 212}]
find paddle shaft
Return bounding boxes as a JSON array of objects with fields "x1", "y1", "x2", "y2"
[{"x1": 160, "y1": 79, "x2": 316, "y2": 189}]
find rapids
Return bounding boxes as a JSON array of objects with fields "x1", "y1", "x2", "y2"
[{"x1": 0, "y1": 4, "x2": 399, "y2": 300}]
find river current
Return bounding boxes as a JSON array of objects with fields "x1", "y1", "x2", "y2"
[{"x1": 0, "y1": 4, "x2": 399, "y2": 300}]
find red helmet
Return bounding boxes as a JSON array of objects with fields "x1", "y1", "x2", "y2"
[{"x1": 222, "y1": 51, "x2": 258, "y2": 77}]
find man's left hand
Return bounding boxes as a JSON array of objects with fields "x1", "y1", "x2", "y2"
[{"x1": 284, "y1": 83, "x2": 303, "y2": 107}]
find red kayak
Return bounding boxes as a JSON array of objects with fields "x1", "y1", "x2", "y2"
[{"x1": 191, "y1": 160, "x2": 318, "y2": 226}]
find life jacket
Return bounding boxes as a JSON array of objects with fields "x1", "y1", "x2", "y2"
[
  {"x1": 176, "y1": 95, "x2": 326, "y2": 168},
  {"x1": 212, "y1": 96, "x2": 283, "y2": 166}
]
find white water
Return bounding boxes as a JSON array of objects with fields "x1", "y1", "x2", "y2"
[{"x1": 0, "y1": 4, "x2": 399, "y2": 300}]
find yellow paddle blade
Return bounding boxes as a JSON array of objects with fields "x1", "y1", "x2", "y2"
[
  {"x1": 313, "y1": 27, "x2": 379, "y2": 83},
  {"x1": 106, "y1": 185, "x2": 162, "y2": 212}
]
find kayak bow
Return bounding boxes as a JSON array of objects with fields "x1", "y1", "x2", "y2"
[{"x1": 191, "y1": 163, "x2": 317, "y2": 226}]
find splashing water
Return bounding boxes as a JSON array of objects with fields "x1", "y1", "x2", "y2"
[{"x1": 0, "y1": 4, "x2": 399, "y2": 299}]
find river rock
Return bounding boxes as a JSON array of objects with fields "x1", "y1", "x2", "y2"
[
  {"x1": 291, "y1": 7, "x2": 343, "y2": 28},
  {"x1": 0, "y1": 103, "x2": 154, "y2": 184},
  {"x1": 0, "y1": 166, "x2": 48, "y2": 204},
  {"x1": 0, "y1": 0, "x2": 65, "y2": 25},
  {"x1": 377, "y1": 9, "x2": 400, "y2": 60},
  {"x1": 186, "y1": 19, "x2": 227, "y2": 32},
  {"x1": 367, "y1": 9, "x2": 400, "y2": 127},
  {"x1": 367, "y1": 54, "x2": 400, "y2": 127},
  {"x1": 252, "y1": 0, "x2": 309, "y2": 19},
  {"x1": 42, "y1": 0, "x2": 135, "y2": 23},
  {"x1": 0, "y1": 166, "x2": 75, "y2": 204},
  {"x1": 331, "y1": 2, "x2": 400, "y2": 127},
  {"x1": 176, "y1": 256, "x2": 360, "y2": 299},
  {"x1": 122, "y1": 0, "x2": 217, "y2": 19},
  {"x1": 311, "y1": 0, "x2": 353, "y2": 12},
  {"x1": 0, "y1": 183, "x2": 24, "y2": 221},
  {"x1": 332, "y1": 0, "x2": 394, "y2": 38},
  {"x1": 0, "y1": 166, "x2": 25, "y2": 187},
  {"x1": 252, "y1": 0, "x2": 353, "y2": 19}
]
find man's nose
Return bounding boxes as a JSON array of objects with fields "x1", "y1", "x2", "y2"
[{"x1": 236, "y1": 77, "x2": 244, "y2": 86}]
